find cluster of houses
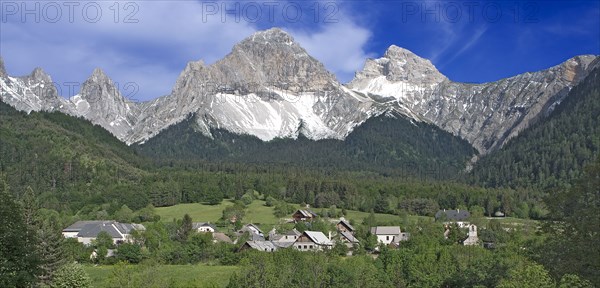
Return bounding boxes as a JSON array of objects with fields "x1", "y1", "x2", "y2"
[
  {"x1": 435, "y1": 209, "x2": 479, "y2": 246},
  {"x1": 238, "y1": 209, "x2": 414, "y2": 254},
  {"x1": 61, "y1": 209, "x2": 480, "y2": 254}
]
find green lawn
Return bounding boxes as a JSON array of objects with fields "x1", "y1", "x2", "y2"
[
  {"x1": 156, "y1": 200, "x2": 432, "y2": 231},
  {"x1": 84, "y1": 264, "x2": 238, "y2": 288},
  {"x1": 156, "y1": 201, "x2": 235, "y2": 223}
]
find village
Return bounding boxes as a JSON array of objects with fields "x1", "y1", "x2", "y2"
[{"x1": 61, "y1": 207, "x2": 482, "y2": 258}]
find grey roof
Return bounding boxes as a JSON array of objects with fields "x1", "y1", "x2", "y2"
[
  {"x1": 337, "y1": 219, "x2": 355, "y2": 231},
  {"x1": 340, "y1": 231, "x2": 359, "y2": 243},
  {"x1": 248, "y1": 232, "x2": 265, "y2": 241},
  {"x1": 77, "y1": 221, "x2": 124, "y2": 238},
  {"x1": 244, "y1": 240, "x2": 277, "y2": 251},
  {"x1": 304, "y1": 231, "x2": 332, "y2": 246},
  {"x1": 370, "y1": 226, "x2": 401, "y2": 235},
  {"x1": 75, "y1": 221, "x2": 144, "y2": 239},
  {"x1": 242, "y1": 223, "x2": 263, "y2": 234},
  {"x1": 435, "y1": 209, "x2": 470, "y2": 221},
  {"x1": 285, "y1": 229, "x2": 301, "y2": 236},
  {"x1": 192, "y1": 222, "x2": 217, "y2": 231},
  {"x1": 294, "y1": 209, "x2": 318, "y2": 218},
  {"x1": 63, "y1": 221, "x2": 105, "y2": 232},
  {"x1": 213, "y1": 232, "x2": 233, "y2": 244}
]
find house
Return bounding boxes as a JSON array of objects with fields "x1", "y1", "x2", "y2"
[
  {"x1": 462, "y1": 224, "x2": 479, "y2": 246},
  {"x1": 293, "y1": 231, "x2": 333, "y2": 251},
  {"x1": 336, "y1": 219, "x2": 355, "y2": 234},
  {"x1": 192, "y1": 222, "x2": 216, "y2": 233},
  {"x1": 339, "y1": 231, "x2": 360, "y2": 248},
  {"x1": 236, "y1": 223, "x2": 265, "y2": 241},
  {"x1": 292, "y1": 209, "x2": 318, "y2": 222},
  {"x1": 370, "y1": 226, "x2": 409, "y2": 245},
  {"x1": 62, "y1": 221, "x2": 104, "y2": 238},
  {"x1": 435, "y1": 209, "x2": 470, "y2": 227},
  {"x1": 62, "y1": 221, "x2": 145, "y2": 245},
  {"x1": 212, "y1": 232, "x2": 233, "y2": 244},
  {"x1": 271, "y1": 229, "x2": 301, "y2": 243},
  {"x1": 239, "y1": 240, "x2": 278, "y2": 252},
  {"x1": 239, "y1": 223, "x2": 263, "y2": 237}
]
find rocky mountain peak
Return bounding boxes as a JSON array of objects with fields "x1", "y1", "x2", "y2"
[
  {"x1": 29, "y1": 67, "x2": 52, "y2": 83},
  {"x1": 0, "y1": 56, "x2": 6, "y2": 78},
  {"x1": 183, "y1": 60, "x2": 206, "y2": 73},
  {"x1": 383, "y1": 45, "x2": 417, "y2": 59},
  {"x1": 89, "y1": 68, "x2": 112, "y2": 83},
  {"x1": 80, "y1": 68, "x2": 123, "y2": 105},
  {"x1": 556, "y1": 55, "x2": 597, "y2": 83},
  {"x1": 349, "y1": 45, "x2": 447, "y2": 89},
  {"x1": 245, "y1": 27, "x2": 295, "y2": 45},
  {"x1": 175, "y1": 28, "x2": 336, "y2": 93}
]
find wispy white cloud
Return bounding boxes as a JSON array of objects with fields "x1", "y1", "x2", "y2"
[
  {"x1": 437, "y1": 25, "x2": 487, "y2": 69},
  {"x1": 0, "y1": 0, "x2": 373, "y2": 100},
  {"x1": 291, "y1": 20, "x2": 374, "y2": 83}
]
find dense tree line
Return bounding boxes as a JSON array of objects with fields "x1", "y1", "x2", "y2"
[
  {"x1": 0, "y1": 99, "x2": 552, "y2": 221},
  {"x1": 136, "y1": 111, "x2": 476, "y2": 180},
  {"x1": 471, "y1": 67, "x2": 600, "y2": 190}
]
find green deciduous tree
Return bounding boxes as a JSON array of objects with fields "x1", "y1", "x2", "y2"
[
  {"x1": 497, "y1": 262, "x2": 554, "y2": 288},
  {"x1": 50, "y1": 263, "x2": 91, "y2": 288},
  {"x1": 114, "y1": 204, "x2": 134, "y2": 223}
]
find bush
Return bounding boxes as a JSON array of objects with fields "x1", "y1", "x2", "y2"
[
  {"x1": 116, "y1": 243, "x2": 143, "y2": 264},
  {"x1": 240, "y1": 194, "x2": 253, "y2": 206},
  {"x1": 51, "y1": 263, "x2": 92, "y2": 288}
]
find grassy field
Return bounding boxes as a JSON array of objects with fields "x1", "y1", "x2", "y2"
[
  {"x1": 156, "y1": 199, "x2": 432, "y2": 231},
  {"x1": 84, "y1": 264, "x2": 238, "y2": 287}
]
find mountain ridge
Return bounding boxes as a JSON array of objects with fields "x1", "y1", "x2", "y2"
[{"x1": 1, "y1": 28, "x2": 597, "y2": 155}]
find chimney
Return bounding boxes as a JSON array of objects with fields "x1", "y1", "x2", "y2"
[{"x1": 328, "y1": 231, "x2": 332, "y2": 241}]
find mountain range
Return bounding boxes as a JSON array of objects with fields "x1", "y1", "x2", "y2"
[{"x1": 1, "y1": 27, "x2": 598, "y2": 157}]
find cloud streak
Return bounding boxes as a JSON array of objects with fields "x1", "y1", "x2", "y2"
[{"x1": 1, "y1": 0, "x2": 373, "y2": 100}]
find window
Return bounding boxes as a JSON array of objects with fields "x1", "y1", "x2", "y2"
[{"x1": 386, "y1": 236, "x2": 390, "y2": 241}]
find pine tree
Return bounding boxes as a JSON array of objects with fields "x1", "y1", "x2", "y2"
[
  {"x1": 0, "y1": 179, "x2": 40, "y2": 287},
  {"x1": 36, "y1": 220, "x2": 67, "y2": 284},
  {"x1": 176, "y1": 214, "x2": 193, "y2": 242}
]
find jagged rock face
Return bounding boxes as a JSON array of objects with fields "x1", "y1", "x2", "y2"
[
  {"x1": 0, "y1": 66, "x2": 72, "y2": 114},
  {"x1": 0, "y1": 66, "x2": 137, "y2": 139},
  {"x1": 0, "y1": 57, "x2": 6, "y2": 78},
  {"x1": 127, "y1": 28, "x2": 379, "y2": 144},
  {"x1": 352, "y1": 45, "x2": 447, "y2": 85},
  {"x1": 348, "y1": 48, "x2": 597, "y2": 153},
  {"x1": 71, "y1": 68, "x2": 139, "y2": 140},
  {"x1": 1, "y1": 28, "x2": 597, "y2": 155}
]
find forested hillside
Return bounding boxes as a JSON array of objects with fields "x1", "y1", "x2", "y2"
[
  {"x1": 0, "y1": 101, "x2": 150, "y2": 209},
  {"x1": 137, "y1": 112, "x2": 476, "y2": 180},
  {"x1": 471, "y1": 67, "x2": 600, "y2": 190}
]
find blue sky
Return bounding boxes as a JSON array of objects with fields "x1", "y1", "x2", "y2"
[{"x1": 1, "y1": 0, "x2": 599, "y2": 101}]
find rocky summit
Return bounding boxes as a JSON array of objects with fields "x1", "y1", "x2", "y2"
[{"x1": 0, "y1": 28, "x2": 597, "y2": 155}]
